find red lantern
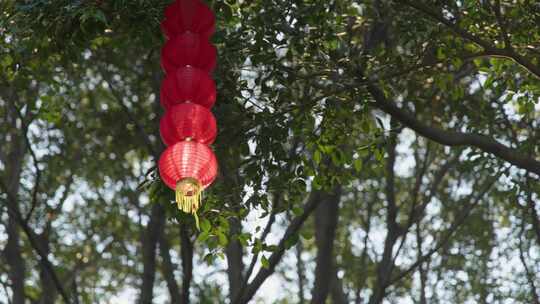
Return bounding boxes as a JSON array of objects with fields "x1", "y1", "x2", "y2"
[
  {"x1": 158, "y1": 0, "x2": 219, "y2": 223},
  {"x1": 160, "y1": 103, "x2": 217, "y2": 146},
  {"x1": 161, "y1": 32, "x2": 217, "y2": 74},
  {"x1": 159, "y1": 141, "x2": 218, "y2": 213},
  {"x1": 160, "y1": 66, "x2": 216, "y2": 109},
  {"x1": 161, "y1": 0, "x2": 215, "y2": 40}
]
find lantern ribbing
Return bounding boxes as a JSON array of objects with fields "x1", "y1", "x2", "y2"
[{"x1": 158, "y1": 0, "x2": 218, "y2": 224}]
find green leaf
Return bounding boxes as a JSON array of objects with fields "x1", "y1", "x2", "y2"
[
  {"x1": 203, "y1": 253, "x2": 215, "y2": 265},
  {"x1": 261, "y1": 256, "x2": 270, "y2": 269},
  {"x1": 237, "y1": 233, "x2": 251, "y2": 247},
  {"x1": 200, "y1": 218, "x2": 211, "y2": 232},
  {"x1": 284, "y1": 234, "x2": 299, "y2": 249},
  {"x1": 301, "y1": 229, "x2": 313, "y2": 240},
  {"x1": 313, "y1": 150, "x2": 321, "y2": 165},
  {"x1": 217, "y1": 230, "x2": 228, "y2": 247},
  {"x1": 354, "y1": 158, "x2": 363, "y2": 172},
  {"x1": 218, "y1": 216, "x2": 230, "y2": 232},
  {"x1": 197, "y1": 231, "x2": 210, "y2": 243},
  {"x1": 292, "y1": 206, "x2": 303, "y2": 216}
]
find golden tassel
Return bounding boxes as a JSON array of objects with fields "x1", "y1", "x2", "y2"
[{"x1": 176, "y1": 177, "x2": 202, "y2": 230}]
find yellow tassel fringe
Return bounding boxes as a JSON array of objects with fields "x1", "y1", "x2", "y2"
[{"x1": 176, "y1": 178, "x2": 202, "y2": 230}]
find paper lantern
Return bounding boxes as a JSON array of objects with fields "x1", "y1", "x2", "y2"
[
  {"x1": 161, "y1": 32, "x2": 217, "y2": 74},
  {"x1": 159, "y1": 141, "x2": 218, "y2": 214},
  {"x1": 160, "y1": 66, "x2": 216, "y2": 109},
  {"x1": 160, "y1": 103, "x2": 217, "y2": 146},
  {"x1": 161, "y1": 0, "x2": 215, "y2": 40},
  {"x1": 158, "y1": 0, "x2": 219, "y2": 225}
]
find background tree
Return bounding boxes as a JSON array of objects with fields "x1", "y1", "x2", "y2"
[{"x1": 1, "y1": 0, "x2": 539, "y2": 303}]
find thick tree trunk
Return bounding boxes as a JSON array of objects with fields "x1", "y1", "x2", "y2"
[
  {"x1": 38, "y1": 228, "x2": 57, "y2": 304},
  {"x1": 226, "y1": 217, "x2": 244, "y2": 302},
  {"x1": 330, "y1": 267, "x2": 348, "y2": 304},
  {"x1": 4, "y1": 131, "x2": 26, "y2": 304},
  {"x1": 180, "y1": 223, "x2": 193, "y2": 304},
  {"x1": 5, "y1": 216, "x2": 25, "y2": 304},
  {"x1": 159, "y1": 233, "x2": 181, "y2": 304},
  {"x1": 310, "y1": 187, "x2": 342, "y2": 304},
  {"x1": 139, "y1": 204, "x2": 165, "y2": 304}
]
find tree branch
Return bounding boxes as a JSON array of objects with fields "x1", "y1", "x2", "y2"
[
  {"x1": 396, "y1": 0, "x2": 492, "y2": 49},
  {"x1": 296, "y1": 239, "x2": 306, "y2": 304},
  {"x1": 233, "y1": 192, "x2": 323, "y2": 304},
  {"x1": 390, "y1": 150, "x2": 458, "y2": 271},
  {"x1": 241, "y1": 209, "x2": 276, "y2": 291},
  {"x1": 526, "y1": 177, "x2": 540, "y2": 247},
  {"x1": 362, "y1": 75, "x2": 540, "y2": 175},
  {"x1": 518, "y1": 218, "x2": 540, "y2": 304},
  {"x1": 387, "y1": 170, "x2": 503, "y2": 286},
  {"x1": 415, "y1": 221, "x2": 427, "y2": 304},
  {"x1": 490, "y1": 0, "x2": 512, "y2": 50},
  {"x1": 396, "y1": 0, "x2": 540, "y2": 78},
  {"x1": 100, "y1": 72, "x2": 159, "y2": 161},
  {"x1": 8, "y1": 103, "x2": 41, "y2": 224},
  {"x1": 0, "y1": 180, "x2": 72, "y2": 303},
  {"x1": 238, "y1": 140, "x2": 300, "y2": 295},
  {"x1": 368, "y1": 129, "x2": 402, "y2": 304}
]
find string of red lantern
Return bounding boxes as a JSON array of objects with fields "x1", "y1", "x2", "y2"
[{"x1": 158, "y1": 0, "x2": 218, "y2": 226}]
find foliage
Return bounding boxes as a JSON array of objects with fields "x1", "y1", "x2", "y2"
[{"x1": 1, "y1": 0, "x2": 539, "y2": 303}]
